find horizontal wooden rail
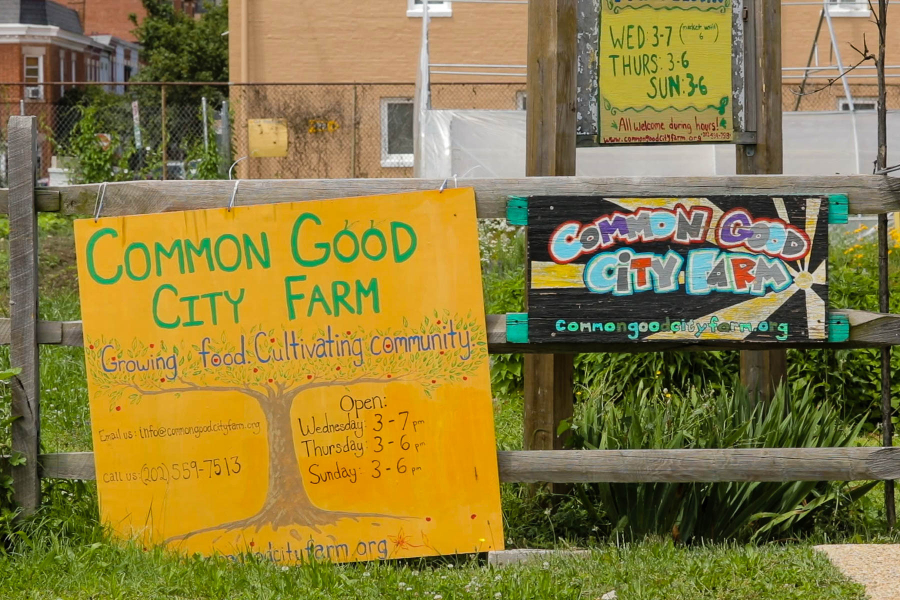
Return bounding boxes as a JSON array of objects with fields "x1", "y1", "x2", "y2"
[
  {"x1": 4, "y1": 448, "x2": 899, "y2": 483},
  {"x1": 0, "y1": 175, "x2": 897, "y2": 217},
  {"x1": 499, "y1": 448, "x2": 900, "y2": 482},
  {"x1": 3, "y1": 311, "x2": 899, "y2": 351}
]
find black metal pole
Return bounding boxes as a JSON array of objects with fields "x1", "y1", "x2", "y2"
[{"x1": 875, "y1": 0, "x2": 895, "y2": 529}]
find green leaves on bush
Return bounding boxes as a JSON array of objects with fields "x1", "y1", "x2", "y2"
[
  {"x1": 58, "y1": 106, "x2": 135, "y2": 184},
  {"x1": 0, "y1": 368, "x2": 23, "y2": 540},
  {"x1": 563, "y1": 379, "x2": 869, "y2": 543}
]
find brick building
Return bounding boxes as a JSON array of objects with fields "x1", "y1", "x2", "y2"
[
  {"x1": 0, "y1": 0, "x2": 140, "y2": 180},
  {"x1": 228, "y1": 0, "x2": 527, "y2": 178},
  {"x1": 63, "y1": 0, "x2": 199, "y2": 42},
  {"x1": 227, "y1": 0, "x2": 897, "y2": 179},
  {"x1": 0, "y1": 0, "x2": 139, "y2": 102}
]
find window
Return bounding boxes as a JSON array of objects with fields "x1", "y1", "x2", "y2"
[
  {"x1": 407, "y1": 0, "x2": 452, "y2": 17},
  {"x1": 826, "y1": 0, "x2": 869, "y2": 16},
  {"x1": 59, "y1": 52, "x2": 65, "y2": 93},
  {"x1": 24, "y1": 55, "x2": 43, "y2": 100},
  {"x1": 381, "y1": 98, "x2": 414, "y2": 167},
  {"x1": 838, "y1": 98, "x2": 878, "y2": 111},
  {"x1": 71, "y1": 53, "x2": 76, "y2": 83}
]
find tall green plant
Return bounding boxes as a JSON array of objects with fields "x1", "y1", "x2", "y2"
[
  {"x1": 564, "y1": 379, "x2": 872, "y2": 543},
  {"x1": 1, "y1": 368, "x2": 23, "y2": 538},
  {"x1": 61, "y1": 106, "x2": 134, "y2": 184},
  {"x1": 184, "y1": 106, "x2": 223, "y2": 180}
]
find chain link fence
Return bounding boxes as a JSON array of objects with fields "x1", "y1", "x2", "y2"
[
  {"x1": 0, "y1": 82, "x2": 526, "y2": 185},
  {"x1": 783, "y1": 82, "x2": 900, "y2": 112},
  {"x1": 1, "y1": 81, "x2": 898, "y2": 186}
]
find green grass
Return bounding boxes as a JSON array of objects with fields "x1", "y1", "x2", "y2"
[{"x1": 0, "y1": 525, "x2": 867, "y2": 600}]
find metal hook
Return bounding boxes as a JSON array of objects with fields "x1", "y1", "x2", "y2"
[
  {"x1": 228, "y1": 179, "x2": 240, "y2": 211},
  {"x1": 439, "y1": 177, "x2": 449, "y2": 193},
  {"x1": 93, "y1": 182, "x2": 108, "y2": 222}
]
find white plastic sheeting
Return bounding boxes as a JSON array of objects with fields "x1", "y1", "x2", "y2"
[{"x1": 417, "y1": 110, "x2": 900, "y2": 178}]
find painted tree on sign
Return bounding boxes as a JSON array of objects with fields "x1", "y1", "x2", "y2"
[{"x1": 85, "y1": 311, "x2": 486, "y2": 543}]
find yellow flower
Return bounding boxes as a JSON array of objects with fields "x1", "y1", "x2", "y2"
[
  {"x1": 856, "y1": 253, "x2": 864, "y2": 259},
  {"x1": 665, "y1": 393, "x2": 672, "y2": 398},
  {"x1": 656, "y1": 370, "x2": 661, "y2": 375}
]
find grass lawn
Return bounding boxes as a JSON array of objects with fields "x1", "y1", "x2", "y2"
[
  {"x1": 0, "y1": 216, "x2": 893, "y2": 599},
  {"x1": 0, "y1": 524, "x2": 868, "y2": 600}
]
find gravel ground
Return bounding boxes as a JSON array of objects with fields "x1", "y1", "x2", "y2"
[{"x1": 815, "y1": 545, "x2": 900, "y2": 600}]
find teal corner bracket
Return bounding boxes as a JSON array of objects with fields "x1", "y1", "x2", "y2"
[
  {"x1": 506, "y1": 313, "x2": 529, "y2": 343},
  {"x1": 506, "y1": 196, "x2": 528, "y2": 226},
  {"x1": 828, "y1": 194, "x2": 849, "y2": 224},
  {"x1": 828, "y1": 313, "x2": 850, "y2": 343}
]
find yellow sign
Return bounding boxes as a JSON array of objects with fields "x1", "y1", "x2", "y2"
[
  {"x1": 248, "y1": 118, "x2": 288, "y2": 157},
  {"x1": 74, "y1": 189, "x2": 503, "y2": 564},
  {"x1": 599, "y1": 0, "x2": 733, "y2": 144}
]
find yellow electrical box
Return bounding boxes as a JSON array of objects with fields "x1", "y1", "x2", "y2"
[{"x1": 248, "y1": 118, "x2": 288, "y2": 157}]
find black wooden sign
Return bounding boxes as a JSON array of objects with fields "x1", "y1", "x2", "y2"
[{"x1": 526, "y1": 195, "x2": 829, "y2": 343}]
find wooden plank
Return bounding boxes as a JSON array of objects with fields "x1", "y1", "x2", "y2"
[
  {"x1": 3, "y1": 312, "x2": 899, "y2": 350},
  {"x1": 0, "y1": 319, "x2": 63, "y2": 345},
  {"x1": 19, "y1": 176, "x2": 899, "y2": 218},
  {"x1": 7, "y1": 116, "x2": 41, "y2": 514},
  {"x1": 498, "y1": 448, "x2": 900, "y2": 482},
  {"x1": 846, "y1": 310, "x2": 900, "y2": 345},
  {"x1": 575, "y1": 0, "x2": 599, "y2": 139},
  {"x1": 10, "y1": 447, "x2": 900, "y2": 483},
  {"x1": 0, "y1": 189, "x2": 60, "y2": 214},
  {"x1": 525, "y1": 0, "x2": 578, "y2": 456},
  {"x1": 38, "y1": 452, "x2": 96, "y2": 480}
]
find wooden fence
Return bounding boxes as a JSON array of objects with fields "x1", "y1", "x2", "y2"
[{"x1": 3, "y1": 115, "x2": 900, "y2": 514}]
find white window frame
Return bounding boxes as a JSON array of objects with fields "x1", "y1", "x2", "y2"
[
  {"x1": 380, "y1": 97, "x2": 415, "y2": 168},
  {"x1": 407, "y1": 0, "x2": 452, "y2": 18},
  {"x1": 59, "y1": 51, "x2": 65, "y2": 93},
  {"x1": 825, "y1": 0, "x2": 870, "y2": 17},
  {"x1": 71, "y1": 53, "x2": 76, "y2": 83},
  {"x1": 23, "y1": 52, "x2": 44, "y2": 101},
  {"x1": 838, "y1": 97, "x2": 878, "y2": 111}
]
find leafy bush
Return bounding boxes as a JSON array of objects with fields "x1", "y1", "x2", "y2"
[
  {"x1": 58, "y1": 105, "x2": 135, "y2": 184},
  {"x1": 564, "y1": 379, "x2": 872, "y2": 543},
  {"x1": 0, "y1": 368, "x2": 23, "y2": 538},
  {"x1": 184, "y1": 106, "x2": 223, "y2": 180},
  {"x1": 480, "y1": 223, "x2": 527, "y2": 396}
]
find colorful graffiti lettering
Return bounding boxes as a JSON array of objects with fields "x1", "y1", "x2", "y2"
[
  {"x1": 548, "y1": 204, "x2": 713, "y2": 263},
  {"x1": 686, "y1": 249, "x2": 792, "y2": 296},
  {"x1": 716, "y1": 208, "x2": 810, "y2": 260}
]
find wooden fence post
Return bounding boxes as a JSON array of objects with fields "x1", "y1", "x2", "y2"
[
  {"x1": 8, "y1": 116, "x2": 41, "y2": 514},
  {"x1": 524, "y1": 0, "x2": 577, "y2": 454},
  {"x1": 737, "y1": 0, "x2": 785, "y2": 402}
]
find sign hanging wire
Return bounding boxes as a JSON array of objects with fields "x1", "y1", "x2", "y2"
[
  {"x1": 93, "y1": 182, "x2": 108, "y2": 222},
  {"x1": 228, "y1": 179, "x2": 240, "y2": 211}
]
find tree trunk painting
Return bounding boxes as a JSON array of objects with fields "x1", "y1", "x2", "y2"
[{"x1": 163, "y1": 385, "x2": 400, "y2": 545}]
